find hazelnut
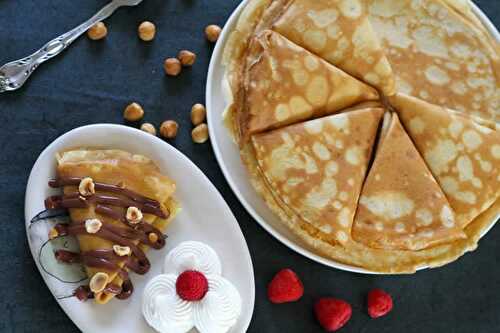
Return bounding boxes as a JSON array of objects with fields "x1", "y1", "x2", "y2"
[
  {"x1": 89, "y1": 272, "x2": 109, "y2": 293},
  {"x1": 191, "y1": 103, "x2": 206, "y2": 126},
  {"x1": 192, "y1": 124, "x2": 209, "y2": 143},
  {"x1": 78, "y1": 177, "x2": 95, "y2": 197},
  {"x1": 138, "y1": 21, "x2": 156, "y2": 41},
  {"x1": 160, "y1": 120, "x2": 179, "y2": 139},
  {"x1": 164, "y1": 58, "x2": 182, "y2": 76},
  {"x1": 205, "y1": 24, "x2": 222, "y2": 43},
  {"x1": 87, "y1": 22, "x2": 107, "y2": 40},
  {"x1": 148, "y1": 233, "x2": 159, "y2": 244},
  {"x1": 85, "y1": 219, "x2": 102, "y2": 234},
  {"x1": 113, "y1": 245, "x2": 132, "y2": 257},
  {"x1": 140, "y1": 123, "x2": 157, "y2": 136},
  {"x1": 178, "y1": 50, "x2": 197, "y2": 66},
  {"x1": 126, "y1": 206, "x2": 143, "y2": 224},
  {"x1": 48, "y1": 227, "x2": 59, "y2": 240},
  {"x1": 124, "y1": 102, "x2": 145, "y2": 122}
]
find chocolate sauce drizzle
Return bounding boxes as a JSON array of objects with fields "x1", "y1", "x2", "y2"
[{"x1": 45, "y1": 176, "x2": 169, "y2": 301}]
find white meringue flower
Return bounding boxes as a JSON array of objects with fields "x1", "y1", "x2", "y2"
[{"x1": 143, "y1": 242, "x2": 241, "y2": 333}]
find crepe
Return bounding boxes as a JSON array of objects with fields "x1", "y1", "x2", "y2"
[
  {"x1": 252, "y1": 107, "x2": 383, "y2": 244},
  {"x1": 352, "y1": 113, "x2": 466, "y2": 250},
  {"x1": 366, "y1": 0, "x2": 500, "y2": 122},
  {"x1": 240, "y1": 30, "x2": 379, "y2": 141},
  {"x1": 270, "y1": 0, "x2": 395, "y2": 95},
  {"x1": 390, "y1": 93, "x2": 500, "y2": 227},
  {"x1": 54, "y1": 149, "x2": 178, "y2": 304}
]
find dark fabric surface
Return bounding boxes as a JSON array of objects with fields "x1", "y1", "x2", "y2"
[{"x1": 0, "y1": 1, "x2": 498, "y2": 332}]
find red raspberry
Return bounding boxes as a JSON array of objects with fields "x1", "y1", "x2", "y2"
[
  {"x1": 175, "y1": 270, "x2": 209, "y2": 301},
  {"x1": 367, "y1": 289, "x2": 393, "y2": 318},
  {"x1": 267, "y1": 268, "x2": 304, "y2": 303},
  {"x1": 314, "y1": 298, "x2": 352, "y2": 332}
]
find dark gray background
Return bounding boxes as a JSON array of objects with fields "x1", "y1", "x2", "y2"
[{"x1": 0, "y1": 1, "x2": 498, "y2": 332}]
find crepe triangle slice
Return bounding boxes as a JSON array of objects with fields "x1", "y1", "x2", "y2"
[
  {"x1": 49, "y1": 149, "x2": 179, "y2": 304},
  {"x1": 352, "y1": 113, "x2": 466, "y2": 251},
  {"x1": 390, "y1": 93, "x2": 500, "y2": 228},
  {"x1": 271, "y1": 0, "x2": 395, "y2": 95},
  {"x1": 252, "y1": 107, "x2": 384, "y2": 244},
  {"x1": 239, "y1": 30, "x2": 379, "y2": 142},
  {"x1": 366, "y1": 0, "x2": 500, "y2": 123}
]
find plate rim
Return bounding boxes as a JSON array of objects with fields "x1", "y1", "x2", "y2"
[
  {"x1": 206, "y1": 0, "x2": 500, "y2": 275},
  {"x1": 24, "y1": 123, "x2": 255, "y2": 332}
]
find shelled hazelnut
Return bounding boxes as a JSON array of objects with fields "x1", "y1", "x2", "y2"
[
  {"x1": 178, "y1": 50, "x2": 197, "y2": 66},
  {"x1": 89, "y1": 272, "x2": 109, "y2": 293},
  {"x1": 126, "y1": 207, "x2": 143, "y2": 224},
  {"x1": 87, "y1": 22, "x2": 108, "y2": 40},
  {"x1": 140, "y1": 123, "x2": 157, "y2": 136},
  {"x1": 78, "y1": 177, "x2": 95, "y2": 197},
  {"x1": 205, "y1": 24, "x2": 222, "y2": 43},
  {"x1": 191, "y1": 103, "x2": 206, "y2": 126},
  {"x1": 138, "y1": 21, "x2": 156, "y2": 41},
  {"x1": 164, "y1": 58, "x2": 182, "y2": 76},
  {"x1": 160, "y1": 120, "x2": 179, "y2": 139},
  {"x1": 192, "y1": 124, "x2": 209, "y2": 143},
  {"x1": 85, "y1": 219, "x2": 102, "y2": 234},
  {"x1": 124, "y1": 102, "x2": 145, "y2": 122},
  {"x1": 113, "y1": 245, "x2": 132, "y2": 257},
  {"x1": 148, "y1": 233, "x2": 159, "y2": 244}
]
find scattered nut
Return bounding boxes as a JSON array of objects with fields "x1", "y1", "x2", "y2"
[
  {"x1": 160, "y1": 120, "x2": 179, "y2": 139},
  {"x1": 48, "y1": 227, "x2": 59, "y2": 240},
  {"x1": 113, "y1": 245, "x2": 132, "y2": 257},
  {"x1": 126, "y1": 206, "x2": 143, "y2": 224},
  {"x1": 164, "y1": 58, "x2": 182, "y2": 76},
  {"x1": 140, "y1": 123, "x2": 157, "y2": 136},
  {"x1": 79, "y1": 177, "x2": 96, "y2": 197},
  {"x1": 148, "y1": 233, "x2": 159, "y2": 244},
  {"x1": 191, "y1": 103, "x2": 206, "y2": 126},
  {"x1": 205, "y1": 24, "x2": 222, "y2": 42},
  {"x1": 124, "y1": 102, "x2": 145, "y2": 122},
  {"x1": 192, "y1": 124, "x2": 209, "y2": 143},
  {"x1": 138, "y1": 21, "x2": 156, "y2": 41},
  {"x1": 89, "y1": 272, "x2": 109, "y2": 294},
  {"x1": 85, "y1": 219, "x2": 103, "y2": 234},
  {"x1": 178, "y1": 50, "x2": 197, "y2": 66},
  {"x1": 87, "y1": 22, "x2": 108, "y2": 40}
]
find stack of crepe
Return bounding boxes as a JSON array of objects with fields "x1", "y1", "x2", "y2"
[{"x1": 222, "y1": 0, "x2": 500, "y2": 272}]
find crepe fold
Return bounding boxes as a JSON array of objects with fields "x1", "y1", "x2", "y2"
[
  {"x1": 353, "y1": 113, "x2": 466, "y2": 251},
  {"x1": 252, "y1": 108, "x2": 383, "y2": 245},
  {"x1": 56, "y1": 149, "x2": 179, "y2": 304},
  {"x1": 390, "y1": 93, "x2": 500, "y2": 228},
  {"x1": 240, "y1": 30, "x2": 379, "y2": 141},
  {"x1": 365, "y1": 0, "x2": 500, "y2": 123}
]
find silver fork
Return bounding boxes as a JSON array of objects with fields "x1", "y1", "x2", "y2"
[{"x1": 0, "y1": 0, "x2": 143, "y2": 93}]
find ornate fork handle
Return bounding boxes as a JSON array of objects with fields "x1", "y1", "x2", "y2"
[{"x1": 0, "y1": 1, "x2": 120, "y2": 93}]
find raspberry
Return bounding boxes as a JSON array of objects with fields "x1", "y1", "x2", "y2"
[
  {"x1": 267, "y1": 268, "x2": 304, "y2": 303},
  {"x1": 367, "y1": 289, "x2": 393, "y2": 318},
  {"x1": 175, "y1": 270, "x2": 209, "y2": 301},
  {"x1": 314, "y1": 298, "x2": 352, "y2": 332}
]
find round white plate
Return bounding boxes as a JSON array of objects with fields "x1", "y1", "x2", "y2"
[
  {"x1": 25, "y1": 124, "x2": 254, "y2": 333},
  {"x1": 206, "y1": 0, "x2": 500, "y2": 274}
]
